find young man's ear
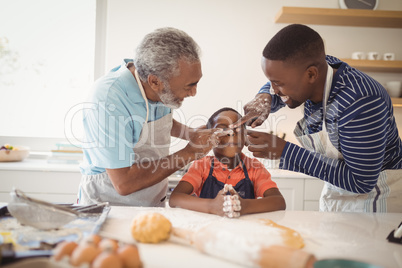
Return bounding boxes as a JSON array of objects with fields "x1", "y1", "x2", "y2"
[
  {"x1": 147, "y1": 74, "x2": 164, "y2": 93},
  {"x1": 306, "y1": 65, "x2": 319, "y2": 83}
]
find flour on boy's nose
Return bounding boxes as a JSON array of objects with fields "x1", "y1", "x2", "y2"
[{"x1": 220, "y1": 129, "x2": 234, "y2": 136}]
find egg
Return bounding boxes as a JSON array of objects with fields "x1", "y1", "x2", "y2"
[
  {"x1": 70, "y1": 243, "x2": 101, "y2": 266},
  {"x1": 52, "y1": 241, "x2": 78, "y2": 261},
  {"x1": 81, "y1": 234, "x2": 102, "y2": 246},
  {"x1": 92, "y1": 251, "x2": 123, "y2": 268},
  {"x1": 118, "y1": 244, "x2": 142, "y2": 268},
  {"x1": 99, "y1": 238, "x2": 119, "y2": 252}
]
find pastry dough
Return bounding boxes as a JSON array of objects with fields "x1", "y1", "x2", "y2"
[{"x1": 131, "y1": 213, "x2": 172, "y2": 243}]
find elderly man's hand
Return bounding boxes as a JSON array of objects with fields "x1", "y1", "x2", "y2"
[
  {"x1": 183, "y1": 128, "x2": 230, "y2": 160},
  {"x1": 246, "y1": 129, "x2": 287, "y2": 159},
  {"x1": 230, "y1": 93, "x2": 272, "y2": 130}
]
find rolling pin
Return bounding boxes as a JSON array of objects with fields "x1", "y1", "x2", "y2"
[{"x1": 171, "y1": 219, "x2": 316, "y2": 268}]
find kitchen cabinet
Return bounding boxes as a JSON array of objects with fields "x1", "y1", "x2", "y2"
[
  {"x1": 269, "y1": 170, "x2": 324, "y2": 211},
  {"x1": 274, "y1": 178, "x2": 304, "y2": 210},
  {"x1": 0, "y1": 170, "x2": 81, "y2": 203},
  {"x1": 0, "y1": 159, "x2": 81, "y2": 203},
  {"x1": 304, "y1": 179, "x2": 325, "y2": 210}
]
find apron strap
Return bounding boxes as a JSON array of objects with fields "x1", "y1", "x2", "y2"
[
  {"x1": 322, "y1": 63, "x2": 333, "y2": 133},
  {"x1": 209, "y1": 158, "x2": 215, "y2": 177},
  {"x1": 134, "y1": 70, "x2": 149, "y2": 123},
  {"x1": 239, "y1": 157, "x2": 250, "y2": 180}
]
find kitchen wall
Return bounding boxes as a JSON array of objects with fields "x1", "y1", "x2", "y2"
[{"x1": 104, "y1": 0, "x2": 402, "y2": 151}]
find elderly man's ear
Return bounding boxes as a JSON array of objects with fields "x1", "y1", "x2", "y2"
[{"x1": 147, "y1": 74, "x2": 165, "y2": 93}]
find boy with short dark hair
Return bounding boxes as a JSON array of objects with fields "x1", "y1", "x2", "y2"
[{"x1": 169, "y1": 107, "x2": 285, "y2": 217}]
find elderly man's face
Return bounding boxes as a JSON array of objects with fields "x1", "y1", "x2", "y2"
[{"x1": 159, "y1": 59, "x2": 202, "y2": 109}]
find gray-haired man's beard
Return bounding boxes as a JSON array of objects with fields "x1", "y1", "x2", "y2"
[{"x1": 159, "y1": 86, "x2": 182, "y2": 109}]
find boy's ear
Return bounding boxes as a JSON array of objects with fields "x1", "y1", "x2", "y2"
[{"x1": 147, "y1": 74, "x2": 164, "y2": 93}]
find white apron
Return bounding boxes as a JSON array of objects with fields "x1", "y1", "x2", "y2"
[
  {"x1": 294, "y1": 64, "x2": 402, "y2": 212},
  {"x1": 79, "y1": 70, "x2": 172, "y2": 207}
]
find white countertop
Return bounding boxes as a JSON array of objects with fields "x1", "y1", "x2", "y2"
[
  {"x1": 100, "y1": 207, "x2": 402, "y2": 268},
  {"x1": 0, "y1": 158, "x2": 80, "y2": 172}
]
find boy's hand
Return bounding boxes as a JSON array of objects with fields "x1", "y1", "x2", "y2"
[
  {"x1": 208, "y1": 185, "x2": 241, "y2": 217},
  {"x1": 208, "y1": 188, "x2": 227, "y2": 216},
  {"x1": 222, "y1": 184, "x2": 241, "y2": 218}
]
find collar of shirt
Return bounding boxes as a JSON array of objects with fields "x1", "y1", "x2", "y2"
[{"x1": 211, "y1": 154, "x2": 246, "y2": 171}]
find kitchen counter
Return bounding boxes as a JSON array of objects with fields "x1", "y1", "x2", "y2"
[
  {"x1": 0, "y1": 158, "x2": 80, "y2": 172},
  {"x1": 99, "y1": 207, "x2": 402, "y2": 268}
]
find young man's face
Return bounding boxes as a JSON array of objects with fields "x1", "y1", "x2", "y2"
[
  {"x1": 212, "y1": 110, "x2": 245, "y2": 158},
  {"x1": 159, "y1": 59, "x2": 202, "y2": 109},
  {"x1": 261, "y1": 57, "x2": 314, "y2": 108}
]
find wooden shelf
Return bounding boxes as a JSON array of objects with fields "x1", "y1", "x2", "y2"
[
  {"x1": 391, "y1": 98, "x2": 402, "y2": 108},
  {"x1": 275, "y1": 7, "x2": 402, "y2": 28},
  {"x1": 340, "y1": 59, "x2": 402, "y2": 73}
]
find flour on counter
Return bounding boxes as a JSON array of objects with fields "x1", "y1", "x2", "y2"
[{"x1": 193, "y1": 219, "x2": 303, "y2": 267}]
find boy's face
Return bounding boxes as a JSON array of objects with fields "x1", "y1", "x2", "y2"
[{"x1": 211, "y1": 110, "x2": 245, "y2": 158}]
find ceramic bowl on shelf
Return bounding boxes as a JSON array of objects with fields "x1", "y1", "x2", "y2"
[
  {"x1": 386, "y1": 81, "x2": 402, "y2": 98},
  {"x1": 0, "y1": 146, "x2": 30, "y2": 162}
]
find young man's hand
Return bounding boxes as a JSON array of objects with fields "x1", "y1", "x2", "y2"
[
  {"x1": 230, "y1": 93, "x2": 272, "y2": 130},
  {"x1": 246, "y1": 130, "x2": 287, "y2": 159}
]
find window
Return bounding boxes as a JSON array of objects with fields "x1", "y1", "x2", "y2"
[{"x1": 0, "y1": 0, "x2": 102, "y2": 150}]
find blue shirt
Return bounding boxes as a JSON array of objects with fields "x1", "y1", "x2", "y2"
[
  {"x1": 259, "y1": 56, "x2": 402, "y2": 193},
  {"x1": 80, "y1": 59, "x2": 171, "y2": 175}
]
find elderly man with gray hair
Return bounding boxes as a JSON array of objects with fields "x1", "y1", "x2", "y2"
[{"x1": 79, "y1": 27, "x2": 221, "y2": 206}]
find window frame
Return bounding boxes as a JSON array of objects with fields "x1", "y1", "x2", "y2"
[{"x1": 0, "y1": 0, "x2": 107, "y2": 153}]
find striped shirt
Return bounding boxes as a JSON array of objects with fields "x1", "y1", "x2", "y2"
[{"x1": 259, "y1": 56, "x2": 402, "y2": 193}]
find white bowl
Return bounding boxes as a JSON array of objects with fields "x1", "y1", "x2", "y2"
[
  {"x1": 386, "y1": 81, "x2": 402, "y2": 98},
  {"x1": 0, "y1": 146, "x2": 30, "y2": 162}
]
